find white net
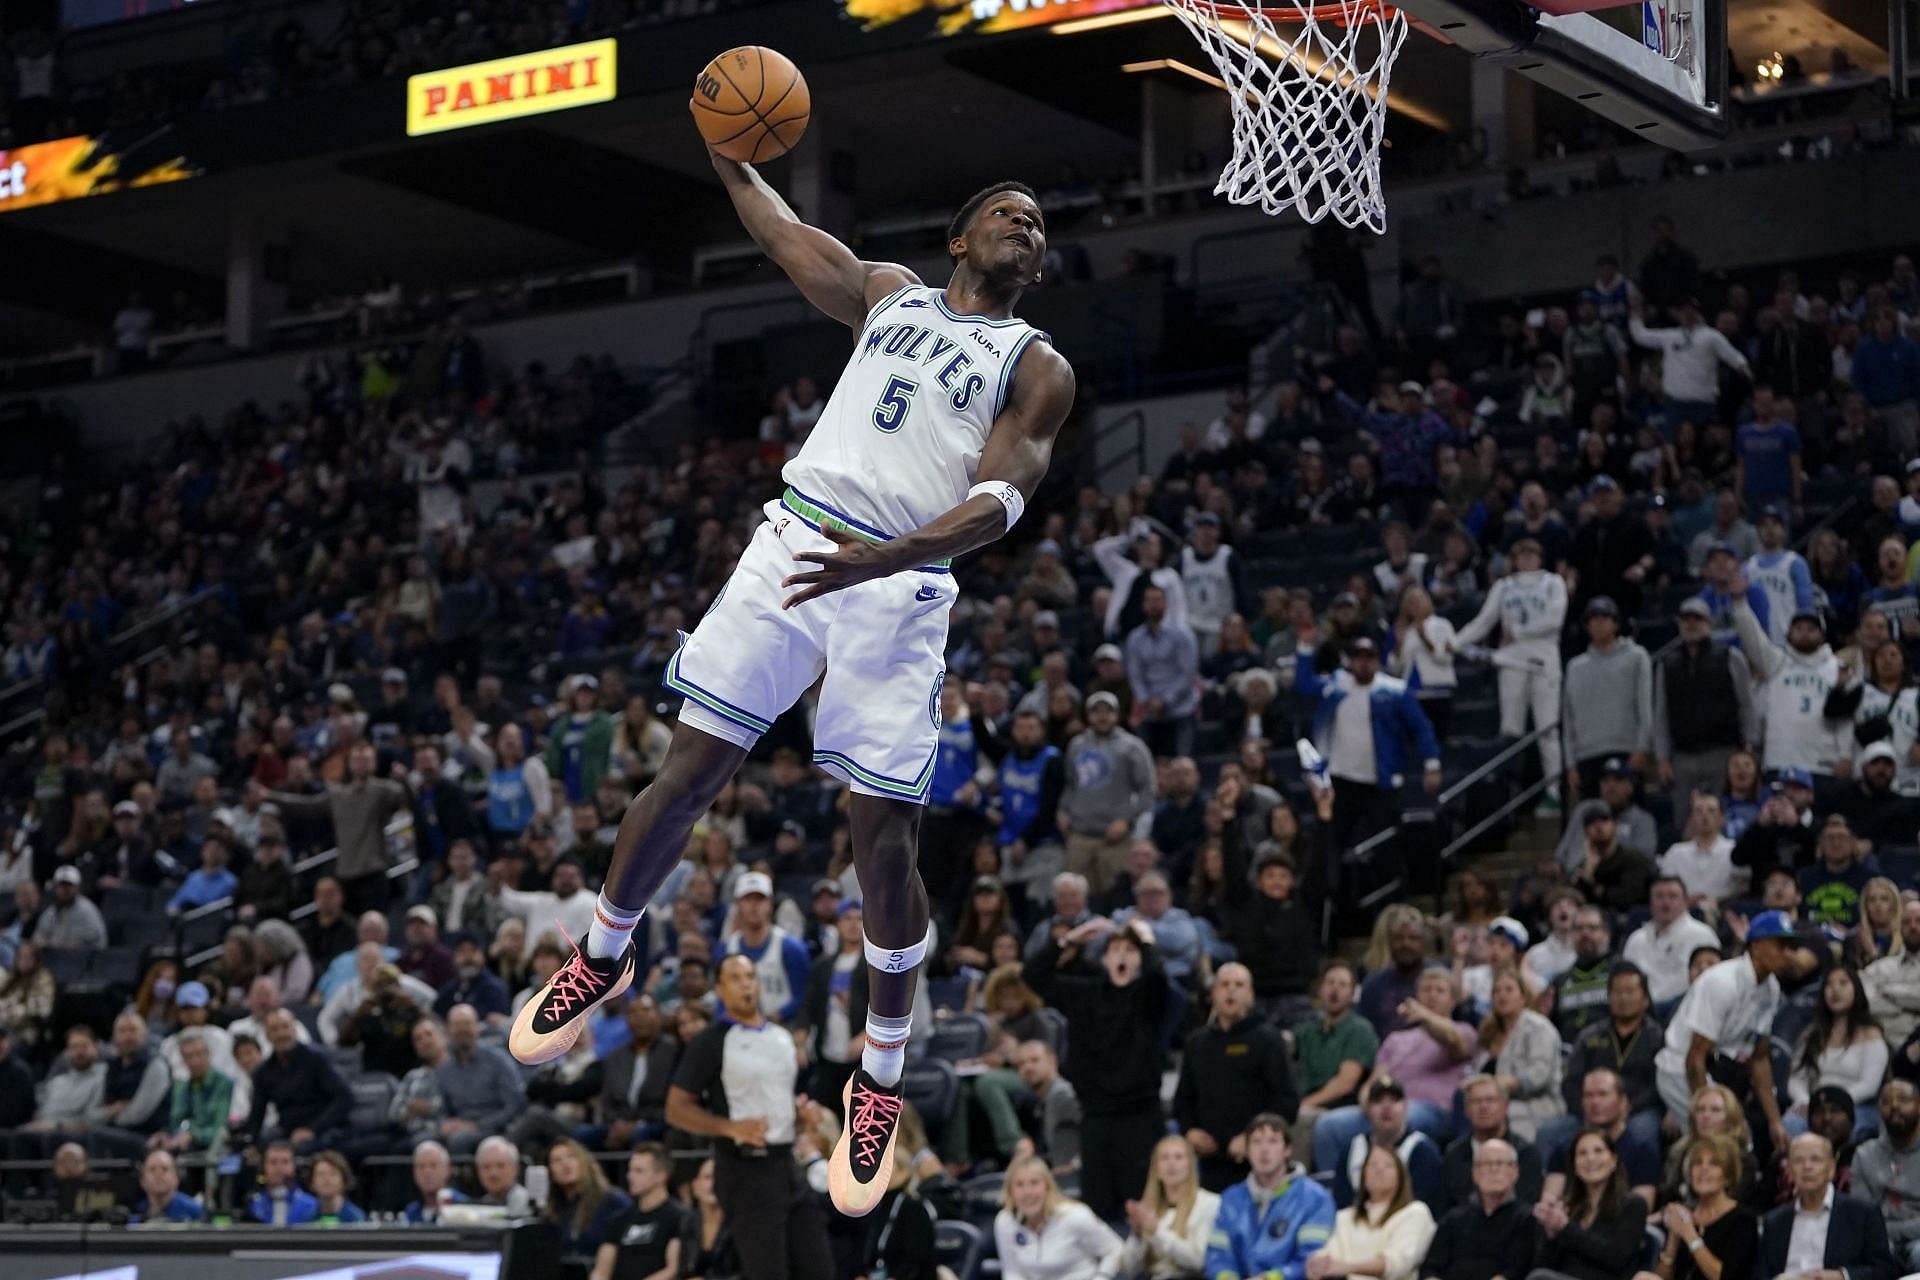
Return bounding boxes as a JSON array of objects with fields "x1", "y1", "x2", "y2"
[{"x1": 1162, "y1": 0, "x2": 1409, "y2": 232}]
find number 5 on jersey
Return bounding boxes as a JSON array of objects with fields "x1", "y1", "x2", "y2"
[{"x1": 873, "y1": 375, "x2": 917, "y2": 433}]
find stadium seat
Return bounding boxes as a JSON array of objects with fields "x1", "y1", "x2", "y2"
[
  {"x1": 928, "y1": 1013, "x2": 991, "y2": 1064},
  {"x1": 1880, "y1": 846, "x2": 1920, "y2": 890},
  {"x1": 962, "y1": 1172, "x2": 1005, "y2": 1227},
  {"x1": 91, "y1": 950, "x2": 139, "y2": 988},
  {"x1": 1035, "y1": 1007, "x2": 1068, "y2": 1065},
  {"x1": 292, "y1": 1003, "x2": 325, "y2": 1042},
  {"x1": 44, "y1": 948, "x2": 89, "y2": 985},
  {"x1": 935, "y1": 1220, "x2": 988, "y2": 1280},
  {"x1": 103, "y1": 886, "x2": 153, "y2": 917},
  {"x1": 928, "y1": 977, "x2": 970, "y2": 1013},
  {"x1": 350, "y1": 1073, "x2": 401, "y2": 1135},
  {"x1": 903, "y1": 1059, "x2": 960, "y2": 1133}
]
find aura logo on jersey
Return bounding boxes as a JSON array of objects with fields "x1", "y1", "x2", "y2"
[
  {"x1": 406, "y1": 39, "x2": 617, "y2": 137},
  {"x1": 0, "y1": 134, "x2": 197, "y2": 214}
]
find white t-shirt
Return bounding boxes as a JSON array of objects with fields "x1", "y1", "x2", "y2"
[
  {"x1": 1329, "y1": 685, "x2": 1377, "y2": 784},
  {"x1": 1657, "y1": 955, "x2": 1780, "y2": 1073},
  {"x1": 1523, "y1": 934, "x2": 1578, "y2": 987},
  {"x1": 1658, "y1": 836, "x2": 1747, "y2": 903},
  {"x1": 1621, "y1": 915, "x2": 1722, "y2": 1005}
]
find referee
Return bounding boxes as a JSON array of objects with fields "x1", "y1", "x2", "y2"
[{"x1": 668, "y1": 953, "x2": 830, "y2": 1280}]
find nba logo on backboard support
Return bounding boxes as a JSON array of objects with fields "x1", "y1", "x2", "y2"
[{"x1": 1642, "y1": 1, "x2": 1667, "y2": 55}]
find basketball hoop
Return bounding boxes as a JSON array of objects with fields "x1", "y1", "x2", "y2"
[{"x1": 1162, "y1": 0, "x2": 1408, "y2": 232}]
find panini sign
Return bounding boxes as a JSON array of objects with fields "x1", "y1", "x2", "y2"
[{"x1": 407, "y1": 39, "x2": 617, "y2": 137}]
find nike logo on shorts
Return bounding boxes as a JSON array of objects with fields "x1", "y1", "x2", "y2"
[{"x1": 915, "y1": 584, "x2": 940, "y2": 601}]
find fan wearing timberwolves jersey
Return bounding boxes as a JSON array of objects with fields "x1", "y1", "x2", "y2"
[{"x1": 504, "y1": 123, "x2": 1077, "y2": 1228}]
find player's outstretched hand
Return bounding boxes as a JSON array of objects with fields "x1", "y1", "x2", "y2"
[{"x1": 781, "y1": 524, "x2": 902, "y2": 609}]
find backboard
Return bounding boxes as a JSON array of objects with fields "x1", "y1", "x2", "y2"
[{"x1": 1397, "y1": 0, "x2": 1728, "y2": 148}]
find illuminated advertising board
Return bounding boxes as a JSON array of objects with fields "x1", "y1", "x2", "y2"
[
  {"x1": 407, "y1": 39, "x2": 618, "y2": 137},
  {"x1": 0, "y1": 134, "x2": 198, "y2": 215},
  {"x1": 841, "y1": 0, "x2": 1157, "y2": 35}
]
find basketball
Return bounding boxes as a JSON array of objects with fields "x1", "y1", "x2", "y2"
[{"x1": 690, "y1": 46, "x2": 811, "y2": 164}]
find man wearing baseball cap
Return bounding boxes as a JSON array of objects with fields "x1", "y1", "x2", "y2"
[
  {"x1": 720, "y1": 872, "x2": 812, "y2": 1024},
  {"x1": 1729, "y1": 565, "x2": 1851, "y2": 780},
  {"x1": 1744, "y1": 501, "x2": 1813, "y2": 647},
  {"x1": 1560, "y1": 597, "x2": 1654, "y2": 802},
  {"x1": 1694, "y1": 540, "x2": 1772, "y2": 647},
  {"x1": 1831, "y1": 739, "x2": 1920, "y2": 849},
  {"x1": 1654, "y1": 596, "x2": 1757, "y2": 808},
  {"x1": 1653, "y1": 909, "x2": 1798, "y2": 1148},
  {"x1": 1294, "y1": 635, "x2": 1442, "y2": 858},
  {"x1": 1058, "y1": 690, "x2": 1154, "y2": 896},
  {"x1": 1181, "y1": 511, "x2": 1247, "y2": 656},
  {"x1": 544, "y1": 674, "x2": 613, "y2": 806},
  {"x1": 35, "y1": 865, "x2": 108, "y2": 952}
]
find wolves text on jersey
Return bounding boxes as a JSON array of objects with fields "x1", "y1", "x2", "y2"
[{"x1": 859, "y1": 322, "x2": 986, "y2": 411}]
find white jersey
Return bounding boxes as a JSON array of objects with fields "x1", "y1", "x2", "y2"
[
  {"x1": 1180, "y1": 544, "x2": 1238, "y2": 637},
  {"x1": 1452, "y1": 568, "x2": 1566, "y2": 667},
  {"x1": 781, "y1": 284, "x2": 1046, "y2": 539},
  {"x1": 1744, "y1": 549, "x2": 1812, "y2": 646},
  {"x1": 1734, "y1": 602, "x2": 1849, "y2": 775}
]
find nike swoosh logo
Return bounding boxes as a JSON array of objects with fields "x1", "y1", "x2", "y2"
[{"x1": 915, "y1": 585, "x2": 940, "y2": 601}]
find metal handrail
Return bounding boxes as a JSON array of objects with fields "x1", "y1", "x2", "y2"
[
  {"x1": 185, "y1": 854, "x2": 420, "y2": 969},
  {"x1": 1441, "y1": 774, "x2": 1556, "y2": 861},
  {"x1": 1436, "y1": 722, "x2": 1554, "y2": 808}
]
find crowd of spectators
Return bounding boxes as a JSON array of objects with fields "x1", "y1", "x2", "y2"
[{"x1": 1, "y1": 210, "x2": 1920, "y2": 1280}]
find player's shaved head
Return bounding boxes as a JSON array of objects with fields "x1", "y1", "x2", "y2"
[{"x1": 948, "y1": 180, "x2": 1040, "y2": 260}]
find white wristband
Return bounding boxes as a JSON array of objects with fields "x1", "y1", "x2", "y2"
[{"x1": 969, "y1": 480, "x2": 1025, "y2": 533}]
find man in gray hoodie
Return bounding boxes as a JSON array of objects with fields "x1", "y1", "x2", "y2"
[
  {"x1": 1560, "y1": 597, "x2": 1653, "y2": 802},
  {"x1": 1853, "y1": 1078, "x2": 1920, "y2": 1272},
  {"x1": 1058, "y1": 691, "x2": 1155, "y2": 896}
]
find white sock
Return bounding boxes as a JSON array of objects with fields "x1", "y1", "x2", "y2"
[
  {"x1": 586, "y1": 893, "x2": 643, "y2": 960},
  {"x1": 862, "y1": 1012, "x2": 913, "y2": 1087}
]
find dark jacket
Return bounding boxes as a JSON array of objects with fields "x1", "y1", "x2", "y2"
[
  {"x1": 600, "y1": 1034, "x2": 683, "y2": 1125},
  {"x1": 1424, "y1": 1196, "x2": 1541, "y2": 1280},
  {"x1": 1759, "y1": 1190, "x2": 1895, "y2": 1280},
  {"x1": 435, "y1": 968, "x2": 511, "y2": 1022},
  {"x1": 1439, "y1": 1132, "x2": 1543, "y2": 1215},
  {"x1": 1660, "y1": 641, "x2": 1744, "y2": 753},
  {"x1": 1532, "y1": 1197, "x2": 1648, "y2": 1280},
  {"x1": 1563, "y1": 1015, "x2": 1664, "y2": 1115},
  {"x1": 801, "y1": 953, "x2": 870, "y2": 1068},
  {"x1": 1218, "y1": 813, "x2": 1324, "y2": 998},
  {"x1": 1732, "y1": 815, "x2": 1818, "y2": 883},
  {"x1": 1023, "y1": 935, "x2": 1168, "y2": 1114},
  {"x1": 242, "y1": 1043, "x2": 352, "y2": 1143},
  {"x1": 1173, "y1": 1015, "x2": 1299, "y2": 1189},
  {"x1": 235, "y1": 859, "x2": 293, "y2": 922}
]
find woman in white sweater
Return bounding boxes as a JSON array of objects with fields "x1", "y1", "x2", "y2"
[
  {"x1": 1474, "y1": 967, "x2": 1565, "y2": 1142},
  {"x1": 1305, "y1": 1143, "x2": 1436, "y2": 1280},
  {"x1": 996, "y1": 1156, "x2": 1125, "y2": 1280},
  {"x1": 1387, "y1": 587, "x2": 1458, "y2": 737},
  {"x1": 1120, "y1": 1136, "x2": 1220, "y2": 1280},
  {"x1": 1785, "y1": 964, "x2": 1889, "y2": 1139}
]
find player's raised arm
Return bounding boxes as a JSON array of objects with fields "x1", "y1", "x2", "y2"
[
  {"x1": 779, "y1": 340, "x2": 1076, "y2": 608},
  {"x1": 706, "y1": 150, "x2": 917, "y2": 330}
]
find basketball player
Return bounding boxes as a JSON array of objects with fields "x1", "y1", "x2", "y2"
[{"x1": 506, "y1": 127, "x2": 1075, "y2": 1224}]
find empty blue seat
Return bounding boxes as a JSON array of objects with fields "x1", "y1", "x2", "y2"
[
  {"x1": 928, "y1": 1013, "x2": 991, "y2": 1064},
  {"x1": 903, "y1": 1059, "x2": 960, "y2": 1134},
  {"x1": 936, "y1": 1220, "x2": 988, "y2": 1280}
]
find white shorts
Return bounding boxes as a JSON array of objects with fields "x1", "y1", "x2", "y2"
[{"x1": 665, "y1": 492, "x2": 955, "y2": 803}]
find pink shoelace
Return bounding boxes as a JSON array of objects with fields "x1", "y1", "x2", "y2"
[
  {"x1": 542, "y1": 921, "x2": 604, "y2": 1016},
  {"x1": 847, "y1": 1081, "x2": 904, "y2": 1168}
]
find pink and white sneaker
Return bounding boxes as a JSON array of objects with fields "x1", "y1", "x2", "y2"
[
  {"x1": 829, "y1": 1068, "x2": 906, "y2": 1217},
  {"x1": 507, "y1": 927, "x2": 635, "y2": 1065}
]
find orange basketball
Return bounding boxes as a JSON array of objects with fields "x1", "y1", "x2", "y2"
[{"x1": 690, "y1": 46, "x2": 811, "y2": 164}]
